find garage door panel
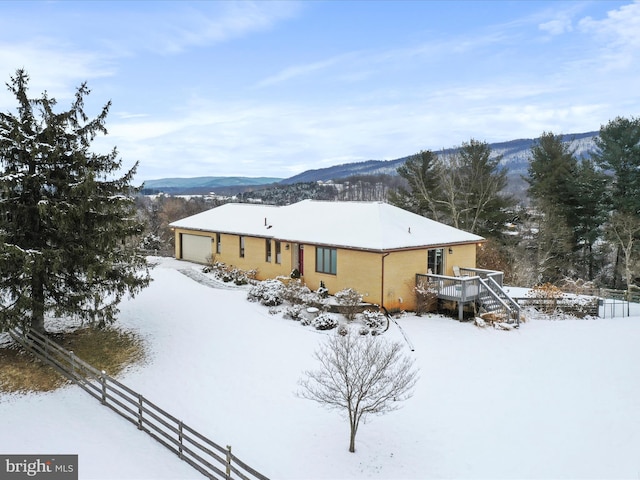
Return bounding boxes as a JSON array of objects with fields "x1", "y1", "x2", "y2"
[{"x1": 181, "y1": 234, "x2": 213, "y2": 264}]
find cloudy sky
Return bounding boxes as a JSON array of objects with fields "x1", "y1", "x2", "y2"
[{"x1": 1, "y1": 1, "x2": 639, "y2": 182}]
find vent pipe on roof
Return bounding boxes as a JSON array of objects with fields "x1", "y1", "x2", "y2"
[
  {"x1": 408, "y1": 227, "x2": 411, "y2": 234},
  {"x1": 264, "y1": 217, "x2": 267, "y2": 226}
]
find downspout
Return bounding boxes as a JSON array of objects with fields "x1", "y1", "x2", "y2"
[{"x1": 381, "y1": 252, "x2": 390, "y2": 311}]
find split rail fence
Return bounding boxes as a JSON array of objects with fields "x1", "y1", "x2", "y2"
[{"x1": 8, "y1": 327, "x2": 269, "y2": 480}]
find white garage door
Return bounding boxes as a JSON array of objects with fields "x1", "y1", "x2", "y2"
[{"x1": 181, "y1": 234, "x2": 213, "y2": 264}]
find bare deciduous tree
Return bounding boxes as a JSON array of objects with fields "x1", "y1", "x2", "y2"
[
  {"x1": 606, "y1": 212, "x2": 640, "y2": 294},
  {"x1": 298, "y1": 333, "x2": 418, "y2": 453}
]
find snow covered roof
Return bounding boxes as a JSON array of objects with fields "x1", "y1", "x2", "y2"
[{"x1": 170, "y1": 200, "x2": 484, "y2": 251}]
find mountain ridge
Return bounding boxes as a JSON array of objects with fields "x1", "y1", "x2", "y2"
[{"x1": 142, "y1": 131, "x2": 599, "y2": 194}]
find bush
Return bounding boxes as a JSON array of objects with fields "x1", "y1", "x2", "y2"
[
  {"x1": 284, "y1": 305, "x2": 303, "y2": 321},
  {"x1": 300, "y1": 316, "x2": 312, "y2": 326},
  {"x1": 281, "y1": 279, "x2": 312, "y2": 304},
  {"x1": 415, "y1": 280, "x2": 438, "y2": 315},
  {"x1": 526, "y1": 283, "x2": 564, "y2": 314},
  {"x1": 337, "y1": 324, "x2": 349, "y2": 336},
  {"x1": 247, "y1": 279, "x2": 284, "y2": 306},
  {"x1": 312, "y1": 313, "x2": 339, "y2": 331},
  {"x1": 525, "y1": 283, "x2": 598, "y2": 318},
  {"x1": 335, "y1": 288, "x2": 363, "y2": 320},
  {"x1": 281, "y1": 279, "x2": 328, "y2": 310},
  {"x1": 317, "y1": 281, "x2": 329, "y2": 299},
  {"x1": 363, "y1": 310, "x2": 386, "y2": 330},
  {"x1": 204, "y1": 260, "x2": 256, "y2": 285}
]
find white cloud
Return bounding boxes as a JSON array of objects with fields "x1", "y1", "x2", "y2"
[
  {"x1": 0, "y1": 39, "x2": 116, "y2": 109},
  {"x1": 539, "y1": 17, "x2": 573, "y2": 36},
  {"x1": 147, "y1": 1, "x2": 302, "y2": 54},
  {"x1": 578, "y1": 1, "x2": 640, "y2": 68},
  {"x1": 255, "y1": 52, "x2": 358, "y2": 87}
]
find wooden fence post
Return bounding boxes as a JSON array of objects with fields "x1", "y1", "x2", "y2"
[
  {"x1": 178, "y1": 421, "x2": 184, "y2": 459},
  {"x1": 226, "y1": 445, "x2": 232, "y2": 480},
  {"x1": 70, "y1": 351, "x2": 76, "y2": 376},
  {"x1": 138, "y1": 394, "x2": 144, "y2": 430},
  {"x1": 101, "y1": 371, "x2": 107, "y2": 405}
]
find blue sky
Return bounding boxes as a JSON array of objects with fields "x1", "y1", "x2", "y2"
[{"x1": 1, "y1": 1, "x2": 639, "y2": 182}]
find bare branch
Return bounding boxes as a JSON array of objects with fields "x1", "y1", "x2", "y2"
[{"x1": 298, "y1": 333, "x2": 418, "y2": 452}]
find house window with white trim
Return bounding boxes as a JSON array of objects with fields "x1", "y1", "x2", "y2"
[
  {"x1": 239, "y1": 236, "x2": 245, "y2": 258},
  {"x1": 216, "y1": 233, "x2": 221, "y2": 254},
  {"x1": 316, "y1": 247, "x2": 337, "y2": 275},
  {"x1": 265, "y1": 239, "x2": 272, "y2": 262}
]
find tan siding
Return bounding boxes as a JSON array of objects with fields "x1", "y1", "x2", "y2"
[
  {"x1": 173, "y1": 227, "x2": 479, "y2": 313},
  {"x1": 444, "y1": 244, "x2": 478, "y2": 276},
  {"x1": 382, "y1": 249, "x2": 429, "y2": 311},
  {"x1": 302, "y1": 247, "x2": 383, "y2": 306}
]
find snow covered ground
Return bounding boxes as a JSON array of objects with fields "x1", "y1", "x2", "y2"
[{"x1": 2, "y1": 257, "x2": 640, "y2": 479}]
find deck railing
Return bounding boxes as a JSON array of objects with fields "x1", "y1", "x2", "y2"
[
  {"x1": 458, "y1": 267, "x2": 504, "y2": 286},
  {"x1": 416, "y1": 269, "x2": 519, "y2": 324}
]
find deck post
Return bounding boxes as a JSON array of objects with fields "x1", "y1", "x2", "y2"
[{"x1": 458, "y1": 300, "x2": 464, "y2": 321}]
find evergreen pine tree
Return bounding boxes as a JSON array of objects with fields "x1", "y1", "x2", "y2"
[
  {"x1": 456, "y1": 139, "x2": 514, "y2": 236},
  {"x1": 573, "y1": 159, "x2": 610, "y2": 280},
  {"x1": 527, "y1": 132, "x2": 580, "y2": 279},
  {"x1": 0, "y1": 69, "x2": 150, "y2": 333},
  {"x1": 388, "y1": 150, "x2": 442, "y2": 221},
  {"x1": 593, "y1": 116, "x2": 640, "y2": 215}
]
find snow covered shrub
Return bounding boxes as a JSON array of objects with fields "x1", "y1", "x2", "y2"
[
  {"x1": 300, "y1": 316, "x2": 312, "y2": 326},
  {"x1": 268, "y1": 306, "x2": 280, "y2": 315},
  {"x1": 527, "y1": 283, "x2": 564, "y2": 314},
  {"x1": 279, "y1": 279, "x2": 328, "y2": 310},
  {"x1": 205, "y1": 259, "x2": 257, "y2": 285},
  {"x1": 358, "y1": 325, "x2": 370, "y2": 335},
  {"x1": 526, "y1": 283, "x2": 598, "y2": 319},
  {"x1": 415, "y1": 280, "x2": 438, "y2": 315},
  {"x1": 231, "y1": 268, "x2": 257, "y2": 286},
  {"x1": 313, "y1": 313, "x2": 339, "y2": 330},
  {"x1": 247, "y1": 279, "x2": 283, "y2": 306},
  {"x1": 317, "y1": 281, "x2": 329, "y2": 299},
  {"x1": 363, "y1": 310, "x2": 386, "y2": 331},
  {"x1": 281, "y1": 279, "x2": 312, "y2": 304},
  {"x1": 284, "y1": 305, "x2": 303, "y2": 321},
  {"x1": 140, "y1": 233, "x2": 162, "y2": 252},
  {"x1": 337, "y1": 324, "x2": 349, "y2": 336},
  {"x1": 335, "y1": 288, "x2": 363, "y2": 320}
]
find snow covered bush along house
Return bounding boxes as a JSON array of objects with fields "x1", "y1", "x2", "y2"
[{"x1": 170, "y1": 200, "x2": 516, "y2": 318}]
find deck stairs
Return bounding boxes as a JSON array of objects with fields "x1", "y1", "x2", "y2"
[{"x1": 477, "y1": 276, "x2": 521, "y2": 325}]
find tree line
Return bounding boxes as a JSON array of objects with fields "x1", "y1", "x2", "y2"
[{"x1": 387, "y1": 119, "x2": 640, "y2": 291}]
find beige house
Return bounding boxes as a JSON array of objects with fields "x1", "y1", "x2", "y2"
[{"x1": 170, "y1": 200, "x2": 487, "y2": 312}]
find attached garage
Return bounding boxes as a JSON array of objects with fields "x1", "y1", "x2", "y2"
[{"x1": 179, "y1": 233, "x2": 213, "y2": 264}]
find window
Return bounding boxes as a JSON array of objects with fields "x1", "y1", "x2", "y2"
[
  {"x1": 275, "y1": 241, "x2": 282, "y2": 264},
  {"x1": 216, "y1": 233, "x2": 221, "y2": 254},
  {"x1": 265, "y1": 239, "x2": 272, "y2": 262},
  {"x1": 239, "y1": 236, "x2": 245, "y2": 258},
  {"x1": 316, "y1": 247, "x2": 337, "y2": 275}
]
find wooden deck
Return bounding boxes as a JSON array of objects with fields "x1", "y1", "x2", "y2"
[{"x1": 416, "y1": 267, "x2": 518, "y2": 322}]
